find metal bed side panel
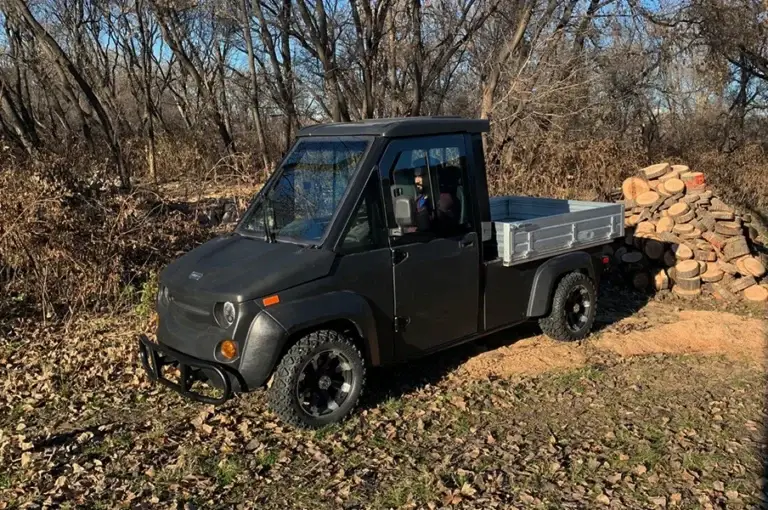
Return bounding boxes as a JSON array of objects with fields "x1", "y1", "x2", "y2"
[{"x1": 491, "y1": 197, "x2": 624, "y2": 266}]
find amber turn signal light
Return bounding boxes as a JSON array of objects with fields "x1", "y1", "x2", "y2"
[
  {"x1": 262, "y1": 295, "x2": 280, "y2": 307},
  {"x1": 220, "y1": 339, "x2": 238, "y2": 360}
]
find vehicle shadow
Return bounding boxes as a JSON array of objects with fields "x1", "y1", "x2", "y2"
[{"x1": 359, "y1": 278, "x2": 652, "y2": 412}]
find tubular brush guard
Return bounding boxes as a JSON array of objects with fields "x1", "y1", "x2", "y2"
[{"x1": 138, "y1": 334, "x2": 232, "y2": 405}]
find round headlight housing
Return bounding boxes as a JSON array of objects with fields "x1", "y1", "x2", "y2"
[{"x1": 222, "y1": 301, "x2": 237, "y2": 326}]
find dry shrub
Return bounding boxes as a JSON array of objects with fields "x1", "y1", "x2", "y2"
[
  {"x1": 486, "y1": 136, "x2": 645, "y2": 200},
  {"x1": 0, "y1": 155, "x2": 213, "y2": 321},
  {"x1": 686, "y1": 144, "x2": 768, "y2": 220}
]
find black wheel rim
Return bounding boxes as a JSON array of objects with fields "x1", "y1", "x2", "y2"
[
  {"x1": 564, "y1": 285, "x2": 591, "y2": 333},
  {"x1": 296, "y1": 349, "x2": 354, "y2": 417}
]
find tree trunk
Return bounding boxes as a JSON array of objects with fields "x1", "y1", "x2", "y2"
[
  {"x1": 136, "y1": 0, "x2": 157, "y2": 185},
  {"x1": 9, "y1": 0, "x2": 128, "y2": 187},
  {"x1": 0, "y1": 76, "x2": 38, "y2": 154},
  {"x1": 240, "y1": 0, "x2": 270, "y2": 171},
  {"x1": 480, "y1": 1, "x2": 533, "y2": 120},
  {"x1": 408, "y1": 0, "x2": 423, "y2": 116}
]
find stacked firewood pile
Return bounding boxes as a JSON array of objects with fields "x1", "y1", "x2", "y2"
[{"x1": 612, "y1": 163, "x2": 767, "y2": 303}]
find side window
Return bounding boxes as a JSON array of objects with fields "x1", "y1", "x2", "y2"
[
  {"x1": 339, "y1": 176, "x2": 386, "y2": 254},
  {"x1": 385, "y1": 137, "x2": 471, "y2": 238}
]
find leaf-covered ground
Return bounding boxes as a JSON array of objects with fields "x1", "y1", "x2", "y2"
[{"x1": 1, "y1": 295, "x2": 766, "y2": 509}]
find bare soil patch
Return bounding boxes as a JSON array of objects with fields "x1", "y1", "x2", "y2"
[{"x1": 460, "y1": 302, "x2": 766, "y2": 380}]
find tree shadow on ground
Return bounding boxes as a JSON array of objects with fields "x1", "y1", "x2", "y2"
[{"x1": 360, "y1": 278, "x2": 652, "y2": 412}]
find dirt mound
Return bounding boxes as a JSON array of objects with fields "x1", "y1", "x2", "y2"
[{"x1": 459, "y1": 303, "x2": 766, "y2": 379}]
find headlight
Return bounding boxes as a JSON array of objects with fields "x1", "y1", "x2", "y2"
[{"x1": 222, "y1": 301, "x2": 237, "y2": 326}]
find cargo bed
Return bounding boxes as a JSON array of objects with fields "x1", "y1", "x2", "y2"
[{"x1": 490, "y1": 196, "x2": 625, "y2": 266}]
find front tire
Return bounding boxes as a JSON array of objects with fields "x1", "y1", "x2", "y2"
[
  {"x1": 538, "y1": 271, "x2": 597, "y2": 342},
  {"x1": 268, "y1": 330, "x2": 365, "y2": 428}
]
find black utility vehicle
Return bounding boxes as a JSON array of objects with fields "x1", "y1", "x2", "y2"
[{"x1": 139, "y1": 117, "x2": 624, "y2": 428}]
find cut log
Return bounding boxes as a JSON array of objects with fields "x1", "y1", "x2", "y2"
[
  {"x1": 695, "y1": 199, "x2": 711, "y2": 207},
  {"x1": 722, "y1": 236, "x2": 750, "y2": 261},
  {"x1": 718, "y1": 260, "x2": 739, "y2": 275},
  {"x1": 632, "y1": 272, "x2": 650, "y2": 291},
  {"x1": 748, "y1": 226, "x2": 759, "y2": 241},
  {"x1": 694, "y1": 249, "x2": 717, "y2": 262},
  {"x1": 701, "y1": 266, "x2": 724, "y2": 283},
  {"x1": 644, "y1": 239, "x2": 665, "y2": 260},
  {"x1": 667, "y1": 267, "x2": 677, "y2": 282},
  {"x1": 670, "y1": 164, "x2": 689, "y2": 175},
  {"x1": 653, "y1": 269, "x2": 670, "y2": 291},
  {"x1": 621, "y1": 251, "x2": 644, "y2": 264},
  {"x1": 712, "y1": 282, "x2": 736, "y2": 301},
  {"x1": 657, "y1": 181, "x2": 671, "y2": 197},
  {"x1": 676, "y1": 260, "x2": 700, "y2": 278},
  {"x1": 698, "y1": 212, "x2": 717, "y2": 231},
  {"x1": 710, "y1": 211, "x2": 734, "y2": 221},
  {"x1": 672, "y1": 243, "x2": 694, "y2": 260},
  {"x1": 615, "y1": 246, "x2": 628, "y2": 262},
  {"x1": 680, "y1": 228, "x2": 703, "y2": 240},
  {"x1": 657, "y1": 217, "x2": 674, "y2": 233},
  {"x1": 743, "y1": 285, "x2": 768, "y2": 302},
  {"x1": 668, "y1": 202, "x2": 690, "y2": 218},
  {"x1": 661, "y1": 167, "x2": 684, "y2": 182},
  {"x1": 672, "y1": 223, "x2": 695, "y2": 235},
  {"x1": 674, "y1": 208, "x2": 695, "y2": 224},
  {"x1": 661, "y1": 197, "x2": 678, "y2": 210},
  {"x1": 702, "y1": 231, "x2": 727, "y2": 250},
  {"x1": 715, "y1": 221, "x2": 742, "y2": 236},
  {"x1": 735, "y1": 256, "x2": 749, "y2": 274},
  {"x1": 710, "y1": 197, "x2": 733, "y2": 212},
  {"x1": 664, "y1": 178, "x2": 685, "y2": 195},
  {"x1": 658, "y1": 232, "x2": 684, "y2": 244},
  {"x1": 637, "y1": 208, "x2": 652, "y2": 223},
  {"x1": 622, "y1": 177, "x2": 651, "y2": 200},
  {"x1": 663, "y1": 250, "x2": 677, "y2": 267},
  {"x1": 642, "y1": 163, "x2": 670, "y2": 179},
  {"x1": 698, "y1": 190, "x2": 713, "y2": 200},
  {"x1": 698, "y1": 261, "x2": 708, "y2": 274},
  {"x1": 681, "y1": 171, "x2": 706, "y2": 191},
  {"x1": 731, "y1": 276, "x2": 757, "y2": 293},
  {"x1": 636, "y1": 191, "x2": 660, "y2": 206},
  {"x1": 681, "y1": 193, "x2": 701, "y2": 204},
  {"x1": 675, "y1": 275, "x2": 701, "y2": 291},
  {"x1": 636, "y1": 221, "x2": 656, "y2": 234},
  {"x1": 742, "y1": 256, "x2": 766, "y2": 278},
  {"x1": 626, "y1": 214, "x2": 641, "y2": 227},
  {"x1": 673, "y1": 285, "x2": 701, "y2": 298}
]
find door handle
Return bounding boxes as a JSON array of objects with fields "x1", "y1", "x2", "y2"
[{"x1": 459, "y1": 235, "x2": 475, "y2": 248}]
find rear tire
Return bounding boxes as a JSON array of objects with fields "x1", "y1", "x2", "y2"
[
  {"x1": 538, "y1": 272, "x2": 597, "y2": 342},
  {"x1": 268, "y1": 330, "x2": 365, "y2": 428}
]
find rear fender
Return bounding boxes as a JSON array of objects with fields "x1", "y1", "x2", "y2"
[{"x1": 527, "y1": 251, "x2": 597, "y2": 318}]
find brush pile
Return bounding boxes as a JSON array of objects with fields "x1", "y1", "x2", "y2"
[{"x1": 612, "y1": 163, "x2": 767, "y2": 302}]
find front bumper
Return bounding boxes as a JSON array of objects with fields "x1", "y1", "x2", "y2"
[{"x1": 138, "y1": 334, "x2": 233, "y2": 405}]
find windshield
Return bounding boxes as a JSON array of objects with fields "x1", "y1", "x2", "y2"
[{"x1": 240, "y1": 137, "x2": 370, "y2": 243}]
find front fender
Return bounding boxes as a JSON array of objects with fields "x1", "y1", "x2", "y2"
[{"x1": 238, "y1": 291, "x2": 380, "y2": 389}]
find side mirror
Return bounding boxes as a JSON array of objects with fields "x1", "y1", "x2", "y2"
[{"x1": 393, "y1": 196, "x2": 415, "y2": 228}]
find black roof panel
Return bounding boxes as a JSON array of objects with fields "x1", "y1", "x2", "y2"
[{"x1": 297, "y1": 116, "x2": 490, "y2": 138}]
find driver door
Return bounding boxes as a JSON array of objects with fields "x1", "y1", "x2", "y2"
[{"x1": 380, "y1": 135, "x2": 479, "y2": 359}]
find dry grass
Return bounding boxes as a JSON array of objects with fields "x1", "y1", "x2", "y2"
[{"x1": 2, "y1": 132, "x2": 768, "y2": 324}]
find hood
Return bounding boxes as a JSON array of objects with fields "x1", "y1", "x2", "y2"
[{"x1": 160, "y1": 233, "x2": 336, "y2": 302}]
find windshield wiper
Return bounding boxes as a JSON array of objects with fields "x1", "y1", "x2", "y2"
[{"x1": 262, "y1": 195, "x2": 276, "y2": 243}]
